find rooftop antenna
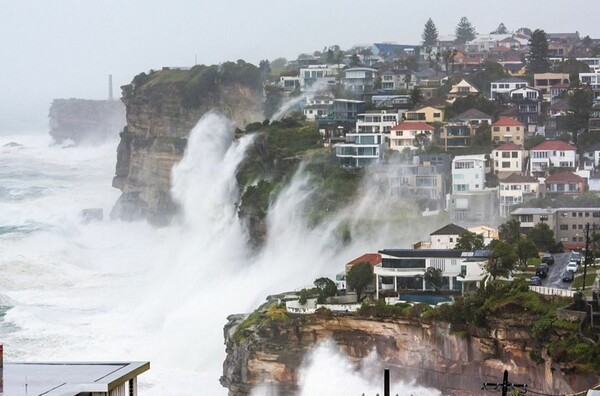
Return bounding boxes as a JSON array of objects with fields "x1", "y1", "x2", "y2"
[{"x1": 108, "y1": 74, "x2": 114, "y2": 101}]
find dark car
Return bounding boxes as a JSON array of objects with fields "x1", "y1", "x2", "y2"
[
  {"x1": 529, "y1": 276, "x2": 542, "y2": 286},
  {"x1": 562, "y1": 270, "x2": 574, "y2": 282},
  {"x1": 535, "y1": 263, "x2": 549, "y2": 278},
  {"x1": 541, "y1": 253, "x2": 554, "y2": 265}
]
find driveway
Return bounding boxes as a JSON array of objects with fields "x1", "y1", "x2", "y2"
[{"x1": 543, "y1": 252, "x2": 571, "y2": 289}]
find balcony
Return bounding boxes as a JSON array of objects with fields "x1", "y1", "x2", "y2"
[{"x1": 374, "y1": 267, "x2": 426, "y2": 277}]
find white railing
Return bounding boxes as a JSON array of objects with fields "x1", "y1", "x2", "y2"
[{"x1": 529, "y1": 286, "x2": 576, "y2": 297}]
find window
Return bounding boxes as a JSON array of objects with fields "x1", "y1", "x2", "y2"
[
  {"x1": 502, "y1": 152, "x2": 510, "y2": 158},
  {"x1": 512, "y1": 152, "x2": 518, "y2": 158},
  {"x1": 434, "y1": 113, "x2": 441, "y2": 118},
  {"x1": 502, "y1": 161, "x2": 511, "y2": 168},
  {"x1": 579, "y1": 224, "x2": 584, "y2": 229},
  {"x1": 449, "y1": 238, "x2": 454, "y2": 242},
  {"x1": 560, "y1": 224, "x2": 568, "y2": 230},
  {"x1": 493, "y1": 127, "x2": 500, "y2": 132},
  {"x1": 572, "y1": 224, "x2": 577, "y2": 230}
]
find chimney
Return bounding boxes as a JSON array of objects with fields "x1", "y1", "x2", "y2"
[{"x1": 108, "y1": 74, "x2": 114, "y2": 101}]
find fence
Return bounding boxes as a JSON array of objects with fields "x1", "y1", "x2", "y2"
[{"x1": 529, "y1": 285, "x2": 576, "y2": 297}]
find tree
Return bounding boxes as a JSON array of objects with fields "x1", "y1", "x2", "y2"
[
  {"x1": 442, "y1": 49, "x2": 457, "y2": 76},
  {"x1": 424, "y1": 267, "x2": 443, "y2": 291},
  {"x1": 565, "y1": 85, "x2": 594, "y2": 145},
  {"x1": 455, "y1": 17, "x2": 477, "y2": 44},
  {"x1": 524, "y1": 135, "x2": 546, "y2": 150},
  {"x1": 528, "y1": 222, "x2": 556, "y2": 252},
  {"x1": 422, "y1": 18, "x2": 439, "y2": 47},
  {"x1": 410, "y1": 87, "x2": 423, "y2": 108},
  {"x1": 349, "y1": 53, "x2": 361, "y2": 67},
  {"x1": 485, "y1": 240, "x2": 518, "y2": 279},
  {"x1": 490, "y1": 23, "x2": 508, "y2": 34},
  {"x1": 314, "y1": 277, "x2": 337, "y2": 303},
  {"x1": 455, "y1": 231, "x2": 485, "y2": 251},
  {"x1": 516, "y1": 238, "x2": 538, "y2": 267},
  {"x1": 346, "y1": 262, "x2": 374, "y2": 301},
  {"x1": 499, "y1": 219, "x2": 522, "y2": 245},
  {"x1": 527, "y1": 29, "x2": 550, "y2": 74}
]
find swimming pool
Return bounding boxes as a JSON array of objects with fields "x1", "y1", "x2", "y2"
[{"x1": 397, "y1": 294, "x2": 454, "y2": 305}]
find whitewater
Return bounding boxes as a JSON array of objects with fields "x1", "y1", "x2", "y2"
[{"x1": 0, "y1": 114, "x2": 440, "y2": 395}]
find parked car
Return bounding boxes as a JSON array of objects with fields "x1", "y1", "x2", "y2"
[
  {"x1": 535, "y1": 263, "x2": 549, "y2": 278},
  {"x1": 562, "y1": 270, "x2": 574, "y2": 282},
  {"x1": 541, "y1": 253, "x2": 554, "y2": 265},
  {"x1": 529, "y1": 276, "x2": 542, "y2": 286},
  {"x1": 570, "y1": 252, "x2": 582, "y2": 264},
  {"x1": 566, "y1": 261, "x2": 579, "y2": 273}
]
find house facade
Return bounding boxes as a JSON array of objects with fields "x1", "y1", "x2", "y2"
[
  {"x1": 529, "y1": 140, "x2": 578, "y2": 177},
  {"x1": 490, "y1": 77, "x2": 528, "y2": 100},
  {"x1": 447, "y1": 79, "x2": 480, "y2": 102},
  {"x1": 356, "y1": 110, "x2": 402, "y2": 134},
  {"x1": 374, "y1": 249, "x2": 465, "y2": 298},
  {"x1": 342, "y1": 67, "x2": 378, "y2": 92},
  {"x1": 335, "y1": 132, "x2": 384, "y2": 168},
  {"x1": 498, "y1": 173, "x2": 539, "y2": 218},
  {"x1": 451, "y1": 108, "x2": 493, "y2": 127},
  {"x1": 533, "y1": 73, "x2": 570, "y2": 99},
  {"x1": 452, "y1": 154, "x2": 487, "y2": 193},
  {"x1": 545, "y1": 172, "x2": 587, "y2": 196},
  {"x1": 491, "y1": 117, "x2": 525, "y2": 145},
  {"x1": 299, "y1": 64, "x2": 342, "y2": 91},
  {"x1": 404, "y1": 106, "x2": 445, "y2": 124},
  {"x1": 429, "y1": 223, "x2": 469, "y2": 249},
  {"x1": 492, "y1": 142, "x2": 525, "y2": 178},
  {"x1": 441, "y1": 121, "x2": 474, "y2": 150},
  {"x1": 389, "y1": 121, "x2": 433, "y2": 151}
]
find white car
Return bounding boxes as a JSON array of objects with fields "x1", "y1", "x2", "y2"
[{"x1": 566, "y1": 261, "x2": 579, "y2": 273}]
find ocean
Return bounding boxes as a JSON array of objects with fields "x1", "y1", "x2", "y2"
[{"x1": 0, "y1": 114, "x2": 439, "y2": 395}]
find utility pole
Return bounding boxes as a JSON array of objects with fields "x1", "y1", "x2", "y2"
[
  {"x1": 583, "y1": 223, "x2": 591, "y2": 292},
  {"x1": 108, "y1": 74, "x2": 114, "y2": 101},
  {"x1": 482, "y1": 369, "x2": 527, "y2": 396},
  {"x1": 384, "y1": 368, "x2": 390, "y2": 396}
]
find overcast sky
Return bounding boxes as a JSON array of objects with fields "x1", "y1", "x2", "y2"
[{"x1": 1, "y1": 0, "x2": 599, "y2": 132}]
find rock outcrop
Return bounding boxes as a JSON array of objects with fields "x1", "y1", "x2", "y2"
[
  {"x1": 221, "y1": 312, "x2": 599, "y2": 395},
  {"x1": 111, "y1": 65, "x2": 264, "y2": 225},
  {"x1": 49, "y1": 99, "x2": 125, "y2": 144}
]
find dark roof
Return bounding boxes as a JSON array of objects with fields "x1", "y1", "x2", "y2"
[
  {"x1": 585, "y1": 142, "x2": 600, "y2": 153},
  {"x1": 430, "y1": 223, "x2": 469, "y2": 236},
  {"x1": 373, "y1": 43, "x2": 417, "y2": 54},
  {"x1": 452, "y1": 108, "x2": 493, "y2": 121},
  {"x1": 503, "y1": 63, "x2": 525, "y2": 71},
  {"x1": 379, "y1": 249, "x2": 465, "y2": 258},
  {"x1": 494, "y1": 77, "x2": 528, "y2": 83}
]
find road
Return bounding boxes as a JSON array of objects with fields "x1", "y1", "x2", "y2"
[{"x1": 542, "y1": 252, "x2": 571, "y2": 289}]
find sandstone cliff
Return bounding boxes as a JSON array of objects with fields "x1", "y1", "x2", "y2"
[
  {"x1": 221, "y1": 306, "x2": 599, "y2": 396},
  {"x1": 49, "y1": 98, "x2": 125, "y2": 144},
  {"x1": 111, "y1": 64, "x2": 264, "y2": 225}
]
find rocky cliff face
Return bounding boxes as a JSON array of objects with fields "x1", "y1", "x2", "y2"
[
  {"x1": 111, "y1": 66, "x2": 264, "y2": 225},
  {"x1": 49, "y1": 99, "x2": 125, "y2": 144},
  {"x1": 221, "y1": 312, "x2": 599, "y2": 395}
]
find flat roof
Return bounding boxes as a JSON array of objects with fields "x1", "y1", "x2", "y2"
[
  {"x1": 0, "y1": 361, "x2": 149, "y2": 395},
  {"x1": 379, "y1": 249, "x2": 465, "y2": 258}
]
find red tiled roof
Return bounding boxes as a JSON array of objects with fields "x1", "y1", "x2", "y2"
[
  {"x1": 501, "y1": 173, "x2": 538, "y2": 183},
  {"x1": 494, "y1": 142, "x2": 524, "y2": 151},
  {"x1": 545, "y1": 172, "x2": 585, "y2": 183},
  {"x1": 492, "y1": 117, "x2": 525, "y2": 127},
  {"x1": 346, "y1": 253, "x2": 382, "y2": 267},
  {"x1": 392, "y1": 121, "x2": 434, "y2": 131},
  {"x1": 531, "y1": 140, "x2": 576, "y2": 151}
]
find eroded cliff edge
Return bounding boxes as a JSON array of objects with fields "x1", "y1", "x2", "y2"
[
  {"x1": 221, "y1": 296, "x2": 600, "y2": 396},
  {"x1": 111, "y1": 63, "x2": 264, "y2": 225}
]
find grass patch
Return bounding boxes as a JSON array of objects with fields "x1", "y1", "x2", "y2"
[{"x1": 572, "y1": 271, "x2": 599, "y2": 291}]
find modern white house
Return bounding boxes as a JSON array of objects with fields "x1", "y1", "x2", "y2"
[
  {"x1": 529, "y1": 140, "x2": 578, "y2": 177},
  {"x1": 509, "y1": 86, "x2": 541, "y2": 101},
  {"x1": 299, "y1": 64, "x2": 343, "y2": 91},
  {"x1": 303, "y1": 95, "x2": 334, "y2": 121},
  {"x1": 374, "y1": 249, "x2": 463, "y2": 297},
  {"x1": 451, "y1": 154, "x2": 487, "y2": 193},
  {"x1": 389, "y1": 121, "x2": 433, "y2": 152},
  {"x1": 498, "y1": 173, "x2": 540, "y2": 218},
  {"x1": 583, "y1": 142, "x2": 600, "y2": 169},
  {"x1": 334, "y1": 132, "x2": 385, "y2": 168},
  {"x1": 356, "y1": 110, "x2": 403, "y2": 134},
  {"x1": 580, "y1": 71, "x2": 600, "y2": 98},
  {"x1": 492, "y1": 142, "x2": 525, "y2": 178},
  {"x1": 342, "y1": 67, "x2": 378, "y2": 92},
  {"x1": 490, "y1": 77, "x2": 528, "y2": 100}
]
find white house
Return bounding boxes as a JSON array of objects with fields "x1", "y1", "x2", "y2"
[
  {"x1": 374, "y1": 249, "x2": 465, "y2": 298},
  {"x1": 498, "y1": 173, "x2": 540, "y2": 218},
  {"x1": 303, "y1": 95, "x2": 334, "y2": 121},
  {"x1": 580, "y1": 71, "x2": 600, "y2": 98},
  {"x1": 510, "y1": 86, "x2": 541, "y2": 101},
  {"x1": 299, "y1": 64, "x2": 343, "y2": 91},
  {"x1": 335, "y1": 132, "x2": 384, "y2": 168},
  {"x1": 582, "y1": 142, "x2": 600, "y2": 169},
  {"x1": 452, "y1": 154, "x2": 487, "y2": 193},
  {"x1": 356, "y1": 110, "x2": 403, "y2": 134},
  {"x1": 389, "y1": 121, "x2": 433, "y2": 152},
  {"x1": 342, "y1": 67, "x2": 378, "y2": 92},
  {"x1": 429, "y1": 223, "x2": 469, "y2": 249},
  {"x1": 529, "y1": 140, "x2": 578, "y2": 177},
  {"x1": 490, "y1": 77, "x2": 528, "y2": 100},
  {"x1": 492, "y1": 142, "x2": 525, "y2": 177}
]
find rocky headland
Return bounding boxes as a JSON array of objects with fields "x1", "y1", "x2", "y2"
[
  {"x1": 111, "y1": 63, "x2": 265, "y2": 225},
  {"x1": 49, "y1": 98, "x2": 125, "y2": 144},
  {"x1": 221, "y1": 284, "x2": 600, "y2": 395}
]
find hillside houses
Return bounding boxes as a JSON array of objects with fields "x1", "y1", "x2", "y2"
[{"x1": 270, "y1": 27, "x2": 600, "y2": 228}]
